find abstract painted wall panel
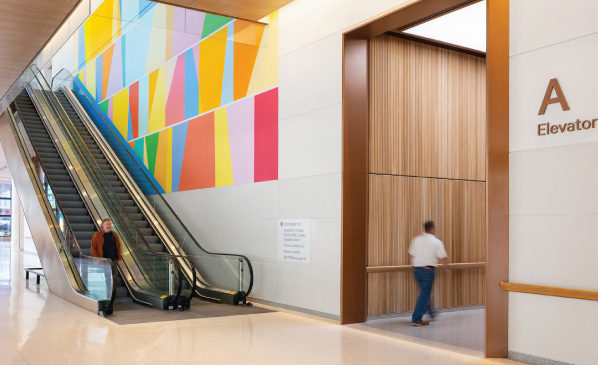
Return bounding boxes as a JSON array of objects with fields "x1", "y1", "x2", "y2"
[{"x1": 71, "y1": 0, "x2": 279, "y2": 193}]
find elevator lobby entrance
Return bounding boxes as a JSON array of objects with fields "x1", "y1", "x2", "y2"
[{"x1": 341, "y1": 0, "x2": 509, "y2": 359}]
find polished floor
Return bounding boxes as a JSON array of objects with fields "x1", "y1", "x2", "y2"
[
  {"x1": 356, "y1": 308, "x2": 485, "y2": 356},
  {"x1": 0, "y1": 240, "x2": 521, "y2": 364}
]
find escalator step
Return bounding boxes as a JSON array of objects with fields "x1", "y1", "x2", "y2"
[
  {"x1": 149, "y1": 243, "x2": 164, "y2": 252},
  {"x1": 46, "y1": 174, "x2": 71, "y2": 182},
  {"x1": 144, "y1": 235, "x2": 159, "y2": 244},
  {"x1": 51, "y1": 180, "x2": 74, "y2": 189},
  {"x1": 67, "y1": 215, "x2": 91, "y2": 224},
  {"x1": 70, "y1": 223, "x2": 96, "y2": 232},
  {"x1": 62, "y1": 208, "x2": 88, "y2": 216},
  {"x1": 55, "y1": 194, "x2": 82, "y2": 202},
  {"x1": 42, "y1": 157, "x2": 63, "y2": 165},
  {"x1": 125, "y1": 206, "x2": 139, "y2": 214},
  {"x1": 120, "y1": 200, "x2": 135, "y2": 207},
  {"x1": 74, "y1": 231, "x2": 95, "y2": 240},
  {"x1": 133, "y1": 220, "x2": 149, "y2": 228},
  {"x1": 138, "y1": 228, "x2": 154, "y2": 236},
  {"x1": 43, "y1": 163, "x2": 66, "y2": 170},
  {"x1": 59, "y1": 200, "x2": 84, "y2": 208}
]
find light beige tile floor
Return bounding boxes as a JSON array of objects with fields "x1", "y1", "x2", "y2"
[{"x1": 0, "y1": 241, "x2": 521, "y2": 365}]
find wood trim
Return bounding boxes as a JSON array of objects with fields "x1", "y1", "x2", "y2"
[
  {"x1": 367, "y1": 262, "x2": 486, "y2": 273},
  {"x1": 341, "y1": 35, "x2": 369, "y2": 325},
  {"x1": 385, "y1": 31, "x2": 486, "y2": 58},
  {"x1": 485, "y1": 0, "x2": 509, "y2": 358},
  {"x1": 344, "y1": 0, "x2": 478, "y2": 38},
  {"x1": 500, "y1": 282, "x2": 598, "y2": 301}
]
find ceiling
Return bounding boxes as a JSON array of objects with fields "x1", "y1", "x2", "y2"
[
  {"x1": 0, "y1": 0, "x2": 80, "y2": 100},
  {"x1": 155, "y1": 0, "x2": 293, "y2": 21},
  {"x1": 401, "y1": 0, "x2": 486, "y2": 52}
]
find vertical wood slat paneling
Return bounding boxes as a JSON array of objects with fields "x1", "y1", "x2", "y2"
[
  {"x1": 367, "y1": 175, "x2": 487, "y2": 314},
  {"x1": 367, "y1": 175, "x2": 486, "y2": 315},
  {"x1": 369, "y1": 35, "x2": 487, "y2": 181}
]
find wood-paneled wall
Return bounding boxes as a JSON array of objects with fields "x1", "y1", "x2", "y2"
[
  {"x1": 367, "y1": 35, "x2": 487, "y2": 316},
  {"x1": 367, "y1": 175, "x2": 486, "y2": 314},
  {"x1": 369, "y1": 35, "x2": 486, "y2": 181}
]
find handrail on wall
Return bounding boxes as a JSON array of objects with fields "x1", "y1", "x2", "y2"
[
  {"x1": 500, "y1": 282, "x2": 598, "y2": 301},
  {"x1": 366, "y1": 262, "x2": 486, "y2": 273}
]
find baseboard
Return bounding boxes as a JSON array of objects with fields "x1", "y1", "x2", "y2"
[
  {"x1": 509, "y1": 351, "x2": 573, "y2": 365},
  {"x1": 248, "y1": 298, "x2": 340, "y2": 321}
]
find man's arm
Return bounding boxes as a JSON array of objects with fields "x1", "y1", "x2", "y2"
[
  {"x1": 439, "y1": 257, "x2": 451, "y2": 274},
  {"x1": 409, "y1": 254, "x2": 414, "y2": 265},
  {"x1": 91, "y1": 233, "x2": 99, "y2": 257}
]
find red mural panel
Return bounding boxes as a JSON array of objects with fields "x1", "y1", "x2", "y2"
[
  {"x1": 178, "y1": 113, "x2": 215, "y2": 191},
  {"x1": 254, "y1": 87, "x2": 278, "y2": 182},
  {"x1": 129, "y1": 81, "x2": 139, "y2": 139}
]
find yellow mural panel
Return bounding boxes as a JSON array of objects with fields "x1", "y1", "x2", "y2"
[
  {"x1": 112, "y1": 88, "x2": 129, "y2": 140},
  {"x1": 214, "y1": 108, "x2": 233, "y2": 187},
  {"x1": 84, "y1": 0, "x2": 121, "y2": 63},
  {"x1": 199, "y1": 28, "x2": 227, "y2": 113},
  {"x1": 86, "y1": 59, "x2": 97, "y2": 99},
  {"x1": 148, "y1": 67, "x2": 166, "y2": 133},
  {"x1": 247, "y1": 10, "x2": 279, "y2": 95},
  {"x1": 154, "y1": 129, "x2": 172, "y2": 193}
]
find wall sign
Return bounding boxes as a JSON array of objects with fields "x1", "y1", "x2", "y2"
[
  {"x1": 537, "y1": 78, "x2": 598, "y2": 136},
  {"x1": 278, "y1": 219, "x2": 310, "y2": 263}
]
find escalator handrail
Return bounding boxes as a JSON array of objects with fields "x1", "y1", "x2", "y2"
[
  {"x1": 10, "y1": 92, "x2": 116, "y2": 304},
  {"x1": 53, "y1": 69, "x2": 254, "y2": 299},
  {"x1": 32, "y1": 65, "x2": 198, "y2": 299}
]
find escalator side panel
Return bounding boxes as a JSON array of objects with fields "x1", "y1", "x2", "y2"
[{"x1": 0, "y1": 111, "x2": 98, "y2": 313}]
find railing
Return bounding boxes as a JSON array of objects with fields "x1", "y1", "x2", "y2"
[
  {"x1": 500, "y1": 282, "x2": 598, "y2": 301},
  {"x1": 366, "y1": 262, "x2": 486, "y2": 273}
]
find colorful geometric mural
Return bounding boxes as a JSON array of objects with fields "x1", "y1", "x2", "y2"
[{"x1": 71, "y1": 0, "x2": 279, "y2": 194}]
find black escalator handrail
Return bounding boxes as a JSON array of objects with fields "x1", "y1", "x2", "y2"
[
  {"x1": 58, "y1": 69, "x2": 254, "y2": 298},
  {"x1": 9, "y1": 94, "x2": 116, "y2": 306},
  {"x1": 32, "y1": 66, "x2": 193, "y2": 298}
]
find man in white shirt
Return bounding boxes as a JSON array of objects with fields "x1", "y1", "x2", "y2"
[{"x1": 408, "y1": 221, "x2": 450, "y2": 326}]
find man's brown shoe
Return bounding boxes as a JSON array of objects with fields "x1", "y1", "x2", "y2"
[{"x1": 411, "y1": 320, "x2": 430, "y2": 326}]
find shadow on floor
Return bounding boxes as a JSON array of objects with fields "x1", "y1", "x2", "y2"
[{"x1": 107, "y1": 297, "x2": 273, "y2": 325}]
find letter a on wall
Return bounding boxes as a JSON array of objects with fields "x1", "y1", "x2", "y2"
[{"x1": 538, "y1": 78, "x2": 570, "y2": 115}]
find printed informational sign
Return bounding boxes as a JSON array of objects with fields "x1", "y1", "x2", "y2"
[{"x1": 278, "y1": 219, "x2": 310, "y2": 263}]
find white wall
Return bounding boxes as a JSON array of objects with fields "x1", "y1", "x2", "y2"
[
  {"x1": 509, "y1": 1, "x2": 598, "y2": 363},
  {"x1": 164, "y1": 0, "x2": 411, "y2": 317}
]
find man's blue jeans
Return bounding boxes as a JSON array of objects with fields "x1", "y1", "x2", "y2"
[{"x1": 412, "y1": 266, "x2": 436, "y2": 323}]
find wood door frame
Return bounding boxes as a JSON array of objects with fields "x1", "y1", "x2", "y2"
[{"x1": 340, "y1": 0, "x2": 509, "y2": 358}]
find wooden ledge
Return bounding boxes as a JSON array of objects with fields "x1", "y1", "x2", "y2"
[
  {"x1": 500, "y1": 282, "x2": 598, "y2": 301},
  {"x1": 366, "y1": 262, "x2": 485, "y2": 273}
]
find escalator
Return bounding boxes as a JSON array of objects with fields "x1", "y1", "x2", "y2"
[
  {"x1": 13, "y1": 92, "x2": 96, "y2": 256},
  {"x1": 52, "y1": 69, "x2": 253, "y2": 305},
  {"x1": 54, "y1": 91, "x2": 164, "y2": 255},
  {"x1": 4, "y1": 67, "x2": 195, "y2": 313}
]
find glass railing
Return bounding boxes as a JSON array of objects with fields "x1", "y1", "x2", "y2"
[
  {"x1": 52, "y1": 68, "x2": 253, "y2": 300},
  {"x1": 29, "y1": 66, "x2": 195, "y2": 308},
  {"x1": 7, "y1": 76, "x2": 114, "y2": 307}
]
